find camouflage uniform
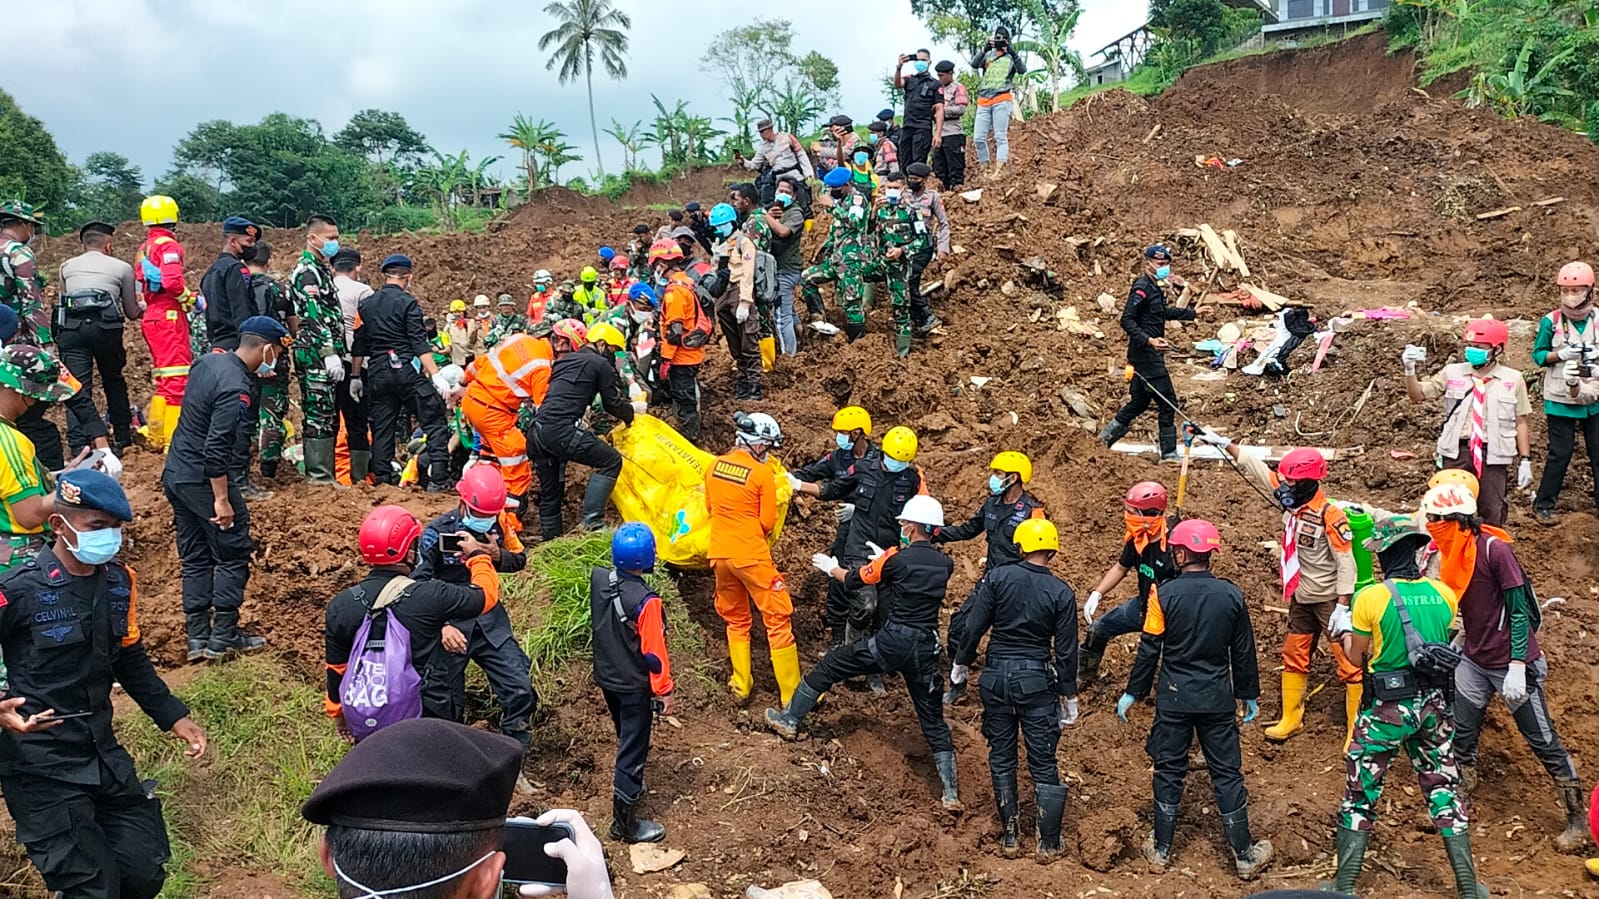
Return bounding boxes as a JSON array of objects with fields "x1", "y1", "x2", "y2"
[
  {"x1": 801, "y1": 191, "x2": 876, "y2": 340},
  {"x1": 255, "y1": 277, "x2": 293, "y2": 466},
  {"x1": 0, "y1": 238, "x2": 52, "y2": 349},
  {"x1": 487, "y1": 311, "x2": 528, "y2": 348},
  {"x1": 187, "y1": 297, "x2": 211, "y2": 356},
  {"x1": 543, "y1": 284, "x2": 588, "y2": 325},
  {"x1": 289, "y1": 250, "x2": 348, "y2": 440},
  {"x1": 742, "y1": 214, "x2": 776, "y2": 341},
  {"x1": 1342, "y1": 688, "x2": 1467, "y2": 835},
  {"x1": 872, "y1": 199, "x2": 920, "y2": 349}
]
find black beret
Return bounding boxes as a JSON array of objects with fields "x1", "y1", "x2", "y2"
[
  {"x1": 935, "y1": 60, "x2": 955, "y2": 73},
  {"x1": 906, "y1": 162, "x2": 933, "y2": 178},
  {"x1": 380, "y1": 253, "x2": 413, "y2": 273},
  {"x1": 668, "y1": 210, "x2": 684, "y2": 222},
  {"x1": 684, "y1": 201, "x2": 701, "y2": 213},
  {"x1": 632, "y1": 223, "x2": 650, "y2": 234},
  {"x1": 302, "y1": 719, "x2": 522, "y2": 833},
  {"x1": 828, "y1": 114, "x2": 853, "y2": 129},
  {"x1": 78, "y1": 221, "x2": 115, "y2": 240},
  {"x1": 331, "y1": 248, "x2": 362, "y2": 268},
  {"x1": 868, "y1": 120, "x2": 888, "y2": 133}
]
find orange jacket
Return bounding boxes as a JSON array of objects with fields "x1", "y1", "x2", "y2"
[
  {"x1": 464, "y1": 333, "x2": 554, "y2": 409},
  {"x1": 659, "y1": 270, "x2": 706, "y2": 366},
  {"x1": 705, "y1": 446, "x2": 776, "y2": 560}
]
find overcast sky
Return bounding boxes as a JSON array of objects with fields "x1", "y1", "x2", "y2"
[{"x1": 12, "y1": 0, "x2": 1148, "y2": 186}]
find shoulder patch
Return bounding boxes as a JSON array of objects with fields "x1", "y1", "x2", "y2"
[
  {"x1": 42, "y1": 559, "x2": 67, "y2": 586},
  {"x1": 1133, "y1": 289, "x2": 1146, "y2": 299},
  {"x1": 161, "y1": 253, "x2": 180, "y2": 264},
  {"x1": 712, "y1": 460, "x2": 752, "y2": 484}
]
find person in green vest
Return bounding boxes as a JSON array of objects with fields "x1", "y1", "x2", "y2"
[
  {"x1": 969, "y1": 27, "x2": 1026, "y2": 181},
  {"x1": 1531, "y1": 261, "x2": 1599, "y2": 523}
]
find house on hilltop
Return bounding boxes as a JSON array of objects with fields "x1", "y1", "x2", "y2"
[{"x1": 1263, "y1": 0, "x2": 1390, "y2": 41}]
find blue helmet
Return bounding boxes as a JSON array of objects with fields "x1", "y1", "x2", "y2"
[
  {"x1": 598, "y1": 246, "x2": 616, "y2": 261},
  {"x1": 822, "y1": 167, "x2": 852, "y2": 188},
  {"x1": 612, "y1": 522, "x2": 656, "y2": 571},
  {"x1": 708, "y1": 202, "x2": 737, "y2": 228},
  {"x1": 627, "y1": 282, "x2": 659, "y2": 309}
]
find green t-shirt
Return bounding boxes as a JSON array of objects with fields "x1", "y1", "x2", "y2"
[{"x1": 1350, "y1": 578, "x2": 1458, "y2": 673}]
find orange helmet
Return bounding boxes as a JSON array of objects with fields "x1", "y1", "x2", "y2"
[
  {"x1": 1124, "y1": 481, "x2": 1169, "y2": 512},
  {"x1": 1558, "y1": 261, "x2": 1594, "y2": 288},
  {"x1": 647, "y1": 240, "x2": 684, "y2": 264},
  {"x1": 1463, "y1": 318, "x2": 1508, "y2": 348},
  {"x1": 609, "y1": 254, "x2": 629, "y2": 271}
]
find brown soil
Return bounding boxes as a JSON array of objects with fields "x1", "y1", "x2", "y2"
[{"x1": 17, "y1": 32, "x2": 1599, "y2": 899}]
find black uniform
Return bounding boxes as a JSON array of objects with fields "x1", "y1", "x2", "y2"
[
  {"x1": 934, "y1": 489, "x2": 1047, "y2": 660},
  {"x1": 199, "y1": 252, "x2": 254, "y2": 351},
  {"x1": 1112, "y1": 273, "x2": 1195, "y2": 453},
  {"x1": 352, "y1": 284, "x2": 450, "y2": 488},
  {"x1": 590, "y1": 567, "x2": 668, "y2": 802},
  {"x1": 1084, "y1": 524, "x2": 1181, "y2": 655},
  {"x1": 324, "y1": 563, "x2": 497, "y2": 723},
  {"x1": 161, "y1": 350, "x2": 257, "y2": 652},
  {"x1": 413, "y1": 509, "x2": 536, "y2": 749},
  {"x1": 789, "y1": 440, "x2": 881, "y2": 640},
  {"x1": 826, "y1": 460, "x2": 924, "y2": 639},
  {"x1": 54, "y1": 286, "x2": 133, "y2": 455},
  {"x1": 0, "y1": 548, "x2": 188, "y2": 899},
  {"x1": 900, "y1": 71, "x2": 942, "y2": 166},
  {"x1": 532, "y1": 345, "x2": 635, "y2": 538},
  {"x1": 803, "y1": 541, "x2": 955, "y2": 753},
  {"x1": 954, "y1": 561, "x2": 1077, "y2": 791},
  {"x1": 1123, "y1": 570, "x2": 1259, "y2": 816}
]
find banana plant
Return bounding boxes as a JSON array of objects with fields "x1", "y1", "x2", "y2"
[
  {"x1": 1013, "y1": 0, "x2": 1086, "y2": 113},
  {"x1": 603, "y1": 118, "x2": 647, "y2": 171}
]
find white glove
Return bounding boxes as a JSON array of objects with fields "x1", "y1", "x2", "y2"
[
  {"x1": 1500, "y1": 660, "x2": 1528, "y2": 706},
  {"x1": 950, "y1": 664, "x2": 969, "y2": 685},
  {"x1": 1557, "y1": 344, "x2": 1585, "y2": 361},
  {"x1": 1328, "y1": 603, "x2": 1353, "y2": 638},
  {"x1": 865, "y1": 541, "x2": 886, "y2": 561},
  {"x1": 348, "y1": 376, "x2": 363, "y2": 403},
  {"x1": 631, "y1": 401, "x2": 648, "y2": 416},
  {"x1": 432, "y1": 371, "x2": 453, "y2": 397},
  {"x1": 811, "y1": 553, "x2": 839, "y2": 575},
  {"x1": 785, "y1": 472, "x2": 802, "y2": 490},
  {"x1": 1082, "y1": 590, "x2": 1102, "y2": 625},
  {"x1": 835, "y1": 503, "x2": 855, "y2": 523},
  {"x1": 1193, "y1": 429, "x2": 1231, "y2": 449},
  {"x1": 1060, "y1": 696, "x2": 1079, "y2": 728},
  {"x1": 1401, "y1": 344, "x2": 1427, "y2": 375},
  {"x1": 1564, "y1": 360, "x2": 1583, "y2": 383},
  {"x1": 736, "y1": 302, "x2": 751, "y2": 324},
  {"x1": 323, "y1": 354, "x2": 345, "y2": 381},
  {"x1": 1517, "y1": 457, "x2": 1533, "y2": 489},
  {"x1": 517, "y1": 809, "x2": 616, "y2": 899},
  {"x1": 95, "y1": 451, "x2": 123, "y2": 482}
]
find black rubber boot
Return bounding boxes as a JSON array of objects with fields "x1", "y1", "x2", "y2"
[
  {"x1": 259, "y1": 459, "x2": 279, "y2": 479},
  {"x1": 894, "y1": 334, "x2": 912, "y2": 358},
  {"x1": 1221, "y1": 804, "x2": 1272, "y2": 882},
  {"x1": 609, "y1": 793, "x2": 665, "y2": 843},
  {"x1": 1078, "y1": 644, "x2": 1104, "y2": 683},
  {"x1": 1442, "y1": 832, "x2": 1488, "y2": 899},
  {"x1": 349, "y1": 449, "x2": 371, "y2": 484},
  {"x1": 993, "y1": 775, "x2": 1020, "y2": 858},
  {"x1": 304, "y1": 437, "x2": 341, "y2": 485},
  {"x1": 186, "y1": 639, "x2": 208, "y2": 664},
  {"x1": 112, "y1": 424, "x2": 135, "y2": 451},
  {"x1": 1144, "y1": 799, "x2": 1178, "y2": 871},
  {"x1": 1555, "y1": 779, "x2": 1591, "y2": 854},
  {"x1": 185, "y1": 612, "x2": 212, "y2": 662},
  {"x1": 1158, "y1": 426, "x2": 1180, "y2": 462},
  {"x1": 764, "y1": 682, "x2": 822, "y2": 741},
  {"x1": 540, "y1": 511, "x2": 565, "y2": 543},
  {"x1": 1320, "y1": 826, "x2": 1368, "y2": 893},
  {"x1": 844, "y1": 322, "x2": 866, "y2": 342},
  {"x1": 933, "y1": 750, "x2": 961, "y2": 812},
  {"x1": 1097, "y1": 419, "x2": 1128, "y2": 447},
  {"x1": 204, "y1": 611, "x2": 266, "y2": 660},
  {"x1": 581, "y1": 474, "x2": 618, "y2": 530},
  {"x1": 1035, "y1": 783, "x2": 1067, "y2": 860}
]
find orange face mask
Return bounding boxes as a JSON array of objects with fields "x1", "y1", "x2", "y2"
[{"x1": 1124, "y1": 510, "x2": 1167, "y2": 553}]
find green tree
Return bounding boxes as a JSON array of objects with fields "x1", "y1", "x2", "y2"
[
  {"x1": 0, "y1": 89, "x2": 74, "y2": 221},
  {"x1": 603, "y1": 118, "x2": 647, "y2": 171},
  {"x1": 1149, "y1": 0, "x2": 1255, "y2": 60},
  {"x1": 538, "y1": 0, "x2": 632, "y2": 179},
  {"x1": 1015, "y1": 0, "x2": 1086, "y2": 112},
  {"x1": 910, "y1": 0, "x2": 1025, "y2": 54},
  {"x1": 152, "y1": 172, "x2": 224, "y2": 223},
  {"x1": 69, "y1": 152, "x2": 145, "y2": 225},
  {"x1": 172, "y1": 119, "x2": 239, "y2": 197},
  {"x1": 499, "y1": 114, "x2": 561, "y2": 191},
  {"x1": 334, "y1": 109, "x2": 429, "y2": 166},
  {"x1": 794, "y1": 51, "x2": 841, "y2": 107}
]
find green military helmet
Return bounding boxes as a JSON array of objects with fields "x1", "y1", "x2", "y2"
[
  {"x1": 0, "y1": 345, "x2": 79, "y2": 402},
  {"x1": 497, "y1": 293, "x2": 516, "y2": 307},
  {"x1": 1362, "y1": 511, "x2": 1427, "y2": 556},
  {"x1": 0, "y1": 200, "x2": 43, "y2": 226},
  {"x1": 527, "y1": 318, "x2": 554, "y2": 338}
]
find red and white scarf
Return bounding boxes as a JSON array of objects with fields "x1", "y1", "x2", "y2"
[
  {"x1": 1467, "y1": 376, "x2": 1487, "y2": 477},
  {"x1": 1281, "y1": 511, "x2": 1301, "y2": 603}
]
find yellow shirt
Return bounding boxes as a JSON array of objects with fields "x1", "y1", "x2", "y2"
[{"x1": 0, "y1": 419, "x2": 47, "y2": 537}]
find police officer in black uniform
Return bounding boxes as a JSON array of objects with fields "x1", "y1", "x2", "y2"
[
  {"x1": 533, "y1": 329, "x2": 637, "y2": 538},
  {"x1": 767, "y1": 495, "x2": 962, "y2": 812},
  {"x1": 351, "y1": 254, "x2": 451, "y2": 491},
  {"x1": 785, "y1": 406, "x2": 879, "y2": 649},
  {"x1": 953, "y1": 517, "x2": 1078, "y2": 860},
  {"x1": 56, "y1": 221, "x2": 140, "y2": 456},
  {"x1": 0, "y1": 469, "x2": 208, "y2": 899},
  {"x1": 199, "y1": 216, "x2": 260, "y2": 351},
  {"x1": 162, "y1": 316, "x2": 284, "y2": 662}
]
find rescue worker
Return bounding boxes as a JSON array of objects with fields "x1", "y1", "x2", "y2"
[
  {"x1": 741, "y1": 117, "x2": 816, "y2": 206},
  {"x1": 56, "y1": 221, "x2": 139, "y2": 457},
  {"x1": 728, "y1": 184, "x2": 778, "y2": 372},
  {"x1": 652, "y1": 240, "x2": 706, "y2": 442},
  {"x1": 1328, "y1": 511, "x2": 1486, "y2": 897},
  {"x1": 1422, "y1": 482, "x2": 1590, "y2": 853},
  {"x1": 527, "y1": 269, "x2": 555, "y2": 321},
  {"x1": 592, "y1": 522, "x2": 674, "y2": 843},
  {"x1": 1100, "y1": 245, "x2": 1210, "y2": 461},
  {"x1": 605, "y1": 255, "x2": 634, "y2": 307},
  {"x1": 0, "y1": 200, "x2": 66, "y2": 470},
  {"x1": 931, "y1": 61, "x2": 971, "y2": 189},
  {"x1": 331, "y1": 249, "x2": 373, "y2": 482},
  {"x1": 802, "y1": 167, "x2": 876, "y2": 341},
  {"x1": 768, "y1": 494, "x2": 961, "y2": 812},
  {"x1": 489, "y1": 294, "x2": 527, "y2": 345},
  {"x1": 573, "y1": 267, "x2": 607, "y2": 321},
  {"x1": 1078, "y1": 481, "x2": 1180, "y2": 682},
  {"x1": 289, "y1": 214, "x2": 350, "y2": 484},
  {"x1": 324, "y1": 505, "x2": 501, "y2": 742},
  {"x1": 542, "y1": 282, "x2": 588, "y2": 327},
  {"x1": 352, "y1": 254, "x2": 451, "y2": 491},
  {"x1": 199, "y1": 217, "x2": 260, "y2": 350},
  {"x1": 903, "y1": 162, "x2": 948, "y2": 335},
  {"x1": 164, "y1": 316, "x2": 284, "y2": 662},
  {"x1": 0, "y1": 469, "x2": 209, "y2": 899},
  {"x1": 1116, "y1": 518, "x2": 1271, "y2": 881},
  {"x1": 970, "y1": 27, "x2": 1026, "y2": 180},
  {"x1": 709, "y1": 202, "x2": 763, "y2": 399},
  {"x1": 866, "y1": 120, "x2": 901, "y2": 178},
  {"x1": 1197, "y1": 431, "x2": 1361, "y2": 745},
  {"x1": 933, "y1": 451, "x2": 1047, "y2": 705},
  {"x1": 705, "y1": 412, "x2": 799, "y2": 704},
  {"x1": 445, "y1": 299, "x2": 483, "y2": 366},
  {"x1": 461, "y1": 324, "x2": 570, "y2": 517},
  {"x1": 626, "y1": 229, "x2": 654, "y2": 283},
  {"x1": 413, "y1": 465, "x2": 538, "y2": 762},
  {"x1": 1531, "y1": 261, "x2": 1599, "y2": 523},
  {"x1": 0, "y1": 346, "x2": 81, "y2": 577},
  {"x1": 786, "y1": 406, "x2": 879, "y2": 648},
  {"x1": 894, "y1": 49, "x2": 941, "y2": 167},
  {"x1": 1402, "y1": 317, "x2": 1532, "y2": 526},
  {"x1": 874, "y1": 171, "x2": 921, "y2": 356},
  {"x1": 133, "y1": 195, "x2": 191, "y2": 452},
  {"x1": 245, "y1": 242, "x2": 297, "y2": 483},
  {"x1": 952, "y1": 517, "x2": 1078, "y2": 857},
  {"x1": 810, "y1": 115, "x2": 860, "y2": 175},
  {"x1": 532, "y1": 323, "x2": 637, "y2": 538}
]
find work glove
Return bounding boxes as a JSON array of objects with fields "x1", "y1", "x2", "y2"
[
  {"x1": 736, "y1": 302, "x2": 750, "y2": 324},
  {"x1": 785, "y1": 472, "x2": 802, "y2": 491},
  {"x1": 432, "y1": 370, "x2": 454, "y2": 397},
  {"x1": 349, "y1": 376, "x2": 363, "y2": 403},
  {"x1": 811, "y1": 553, "x2": 839, "y2": 575},
  {"x1": 1242, "y1": 699, "x2": 1259, "y2": 723},
  {"x1": 1327, "y1": 603, "x2": 1353, "y2": 638},
  {"x1": 835, "y1": 503, "x2": 855, "y2": 523},
  {"x1": 1500, "y1": 660, "x2": 1528, "y2": 706},
  {"x1": 1115, "y1": 693, "x2": 1136, "y2": 723},
  {"x1": 1082, "y1": 590, "x2": 1102, "y2": 625},
  {"x1": 1401, "y1": 344, "x2": 1427, "y2": 375},
  {"x1": 517, "y1": 809, "x2": 617, "y2": 899},
  {"x1": 1564, "y1": 360, "x2": 1583, "y2": 383},
  {"x1": 1190, "y1": 427, "x2": 1231, "y2": 449},
  {"x1": 1557, "y1": 343, "x2": 1585, "y2": 361},
  {"x1": 865, "y1": 541, "x2": 886, "y2": 562},
  {"x1": 1060, "y1": 696, "x2": 1079, "y2": 729},
  {"x1": 1517, "y1": 457, "x2": 1534, "y2": 489},
  {"x1": 95, "y1": 451, "x2": 123, "y2": 482},
  {"x1": 949, "y1": 663, "x2": 969, "y2": 685},
  {"x1": 323, "y1": 354, "x2": 345, "y2": 381}
]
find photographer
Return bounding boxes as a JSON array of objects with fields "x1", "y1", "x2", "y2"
[
  {"x1": 968, "y1": 27, "x2": 1026, "y2": 181},
  {"x1": 1531, "y1": 261, "x2": 1599, "y2": 523}
]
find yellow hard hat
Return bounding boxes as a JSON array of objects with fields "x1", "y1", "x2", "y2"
[
  {"x1": 140, "y1": 195, "x2": 178, "y2": 226},
  {"x1": 581, "y1": 265, "x2": 599, "y2": 283},
  {"x1": 449, "y1": 299, "x2": 467, "y2": 313},
  {"x1": 1427, "y1": 468, "x2": 1480, "y2": 498},
  {"x1": 587, "y1": 321, "x2": 626, "y2": 350},
  {"x1": 1013, "y1": 518, "x2": 1059, "y2": 553},
  {"x1": 881, "y1": 426, "x2": 918, "y2": 463},
  {"x1": 831, "y1": 406, "x2": 872, "y2": 436},
  {"x1": 990, "y1": 450, "x2": 1032, "y2": 483}
]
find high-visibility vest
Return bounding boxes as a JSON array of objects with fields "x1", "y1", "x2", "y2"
[{"x1": 466, "y1": 333, "x2": 553, "y2": 409}]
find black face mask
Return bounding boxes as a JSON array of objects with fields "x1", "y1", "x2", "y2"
[
  {"x1": 907, "y1": 179, "x2": 925, "y2": 190},
  {"x1": 1275, "y1": 479, "x2": 1320, "y2": 510},
  {"x1": 830, "y1": 189, "x2": 849, "y2": 200}
]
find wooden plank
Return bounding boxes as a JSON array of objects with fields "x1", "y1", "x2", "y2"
[
  {"x1": 1143, "y1": 123, "x2": 1162, "y2": 144},
  {"x1": 1222, "y1": 228, "x2": 1251, "y2": 278},
  {"x1": 1533, "y1": 196, "x2": 1566, "y2": 207},
  {"x1": 1238, "y1": 282, "x2": 1288, "y2": 312},
  {"x1": 1197, "y1": 224, "x2": 1232, "y2": 270},
  {"x1": 1475, "y1": 205, "x2": 1521, "y2": 220}
]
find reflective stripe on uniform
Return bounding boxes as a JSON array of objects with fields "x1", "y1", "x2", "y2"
[
  {"x1": 495, "y1": 454, "x2": 529, "y2": 466},
  {"x1": 487, "y1": 337, "x2": 551, "y2": 399},
  {"x1": 152, "y1": 365, "x2": 190, "y2": 377}
]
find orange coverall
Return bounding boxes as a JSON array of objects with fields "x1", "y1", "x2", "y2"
[{"x1": 460, "y1": 334, "x2": 552, "y2": 500}]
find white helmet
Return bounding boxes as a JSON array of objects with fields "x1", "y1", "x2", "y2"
[
  {"x1": 1420, "y1": 483, "x2": 1477, "y2": 518},
  {"x1": 897, "y1": 494, "x2": 945, "y2": 528},
  {"x1": 533, "y1": 269, "x2": 553, "y2": 284},
  {"x1": 472, "y1": 294, "x2": 492, "y2": 308},
  {"x1": 734, "y1": 411, "x2": 782, "y2": 448}
]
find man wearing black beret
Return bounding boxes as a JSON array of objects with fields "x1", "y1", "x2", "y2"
[{"x1": 200, "y1": 216, "x2": 260, "y2": 351}]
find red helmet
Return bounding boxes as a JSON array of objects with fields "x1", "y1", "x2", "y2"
[
  {"x1": 359, "y1": 505, "x2": 422, "y2": 566},
  {"x1": 1558, "y1": 261, "x2": 1594, "y2": 287},
  {"x1": 457, "y1": 465, "x2": 508, "y2": 515},
  {"x1": 1170, "y1": 518, "x2": 1222, "y2": 553},
  {"x1": 1463, "y1": 318, "x2": 1508, "y2": 348},
  {"x1": 1278, "y1": 447, "x2": 1327, "y2": 482},
  {"x1": 647, "y1": 240, "x2": 684, "y2": 264},
  {"x1": 550, "y1": 318, "x2": 588, "y2": 346},
  {"x1": 1124, "y1": 481, "x2": 1169, "y2": 512},
  {"x1": 609, "y1": 255, "x2": 630, "y2": 271}
]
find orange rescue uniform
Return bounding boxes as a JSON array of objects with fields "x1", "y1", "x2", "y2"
[{"x1": 460, "y1": 334, "x2": 553, "y2": 499}]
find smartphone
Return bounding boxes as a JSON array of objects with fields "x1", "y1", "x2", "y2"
[
  {"x1": 440, "y1": 533, "x2": 464, "y2": 555},
  {"x1": 38, "y1": 710, "x2": 94, "y2": 721},
  {"x1": 500, "y1": 818, "x2": 573, "y2": 886}
]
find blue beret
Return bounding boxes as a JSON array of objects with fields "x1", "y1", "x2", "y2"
[
  {"x1": 56, "y1": 469, "x2": 132, "y2": 522},
  {"x1": 822, "y1": 167, "x2": 852, "y2": 188},
  {"x1": 598, "y1": 246, "x2": 615, "y2": 261},
  {"x1": 240, "y1": 315, "x2": 290, "y2": 342},
  {"x1": 221, "y1": 216, "x2": 259, "y2": 237},
  {"x1": 627, "y1": 282, "x2": 658, "y2": 308},
  {"x1": 0, "y1": 304, "x2": 17, "y2": 342},
  {"x1": 380, "y1": 254, "x2": 413, "y2": 272},
  {"x1": 876, "y1": 108, "x2": 895, "y2": 121},
  {"x1": 1144, "y1": 244, "x2": 1173, "y2": 261},
  {"x1": 684, "y1": 202, "x2": 701, "y2": 213}
]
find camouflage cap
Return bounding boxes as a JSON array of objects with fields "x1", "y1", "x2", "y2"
[
  {"x1": 0, "y1": 200, "x2": 43, "y2": 226},
  {"x1": 0, "y1": 345, "x2": 79, "y2": 402},
  {"x1": 1363, "y1": 511, "x2": 1427, "y2": 555}
]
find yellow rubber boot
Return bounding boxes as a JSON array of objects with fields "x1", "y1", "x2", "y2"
[
  {"x1": 1585, "y1": 857, "x2": 1599, "y2": 878},
  {"x1": 1264, "y1": 672, "x2": 1308, "y2": 742},
  {"x1": 140, "y1": 397, "x2": 167, "y2": 450},
  {"x1": 759, "y1": 337, "x2": 776, "y2": 372},
  {"x1": 160, "y1": 402, "x2": 182, "y2": 452},
  {"x1": 770, "y1": 643, "x2": 801, "y2": 707},
  {"x1": 1343, "y1": 683, "x2": 1363, "y2": 753},
  {"x1": 727, "y1": 639, "x2": 753, "y2": 703}
]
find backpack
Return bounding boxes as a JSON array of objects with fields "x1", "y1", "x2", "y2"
[
  {"x1": 752, "y1": 249, "x2": 779, "y2": 305},
  {"x1": 341, "y1": 576, "x2": 422, "y2": 741}
]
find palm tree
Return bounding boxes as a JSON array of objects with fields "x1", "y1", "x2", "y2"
[
  {"x1": 538, "y1": 0, "x2": 631, "y2": 179},
  {"x1": 499, "y1": 114, "x2": 559, "y2": 192}
]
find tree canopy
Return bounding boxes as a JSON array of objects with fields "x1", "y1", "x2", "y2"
[{"x1": 0, "y1": 89, "x2": 74, "y2": 220}]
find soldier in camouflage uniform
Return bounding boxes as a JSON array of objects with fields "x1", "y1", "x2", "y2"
[
  {"x1": 873, "y1": 172, "x2": 921, "y2": 357},
  {"x1": 543, "y1": 280, "x2": 589, "y2": 326},
  {"x1": 488, "y1": 293, "x2": 528, "y2": 346},
  {"x1": 288, "y1": 215, "x2": 349, "y2": 484},
  {"x1": 0, "y1": 201, "x2": 68, "y2": 471},
  {"x1": 801, "y1": 167, "x2": 877, "y2": 342},
  {"x1": 246, "y1": 242, "x2": 297, "y2": 482},
  {"x1": 1329, "y1": 513, "x2": 1486, "y2": 897}
]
